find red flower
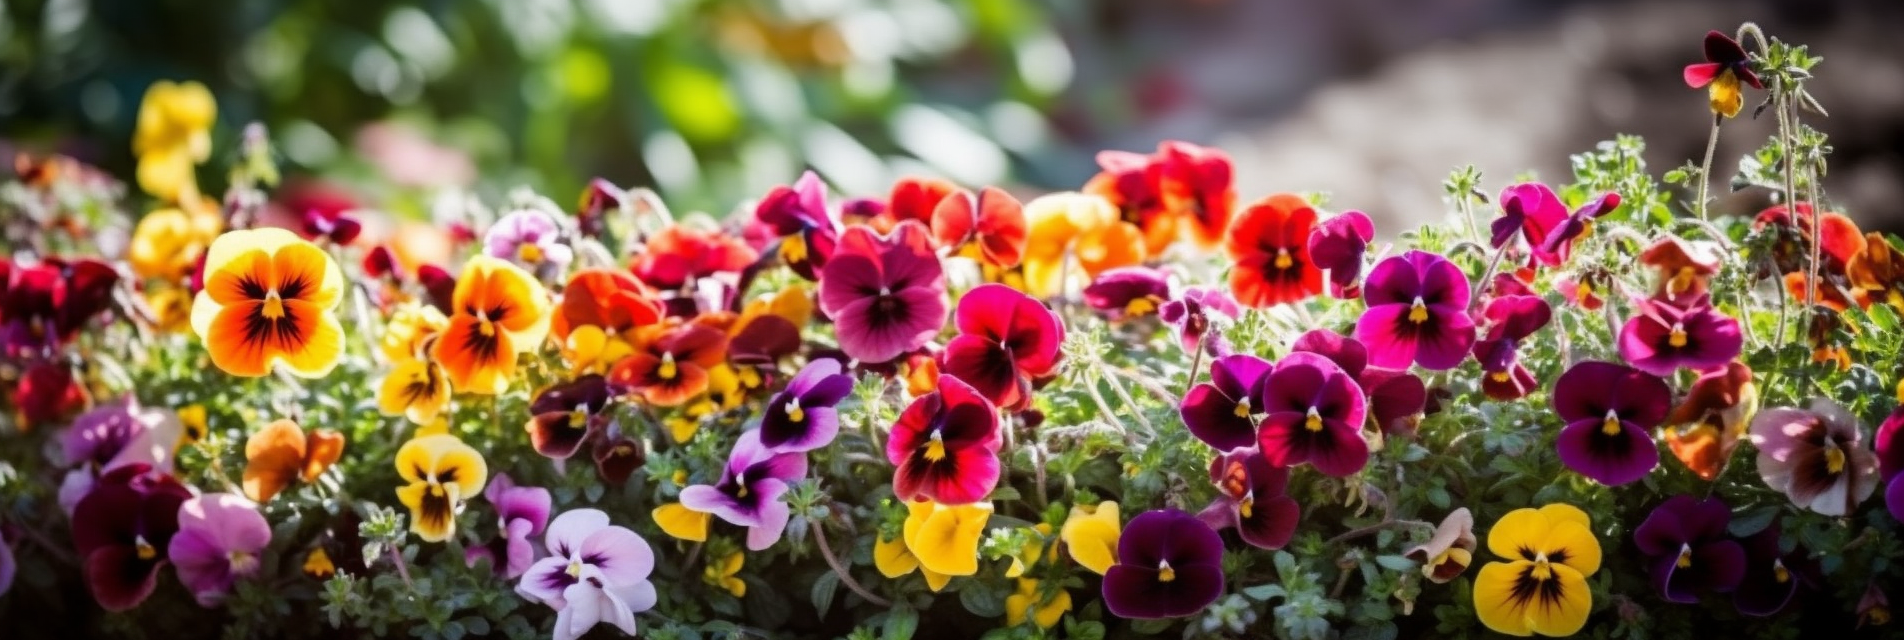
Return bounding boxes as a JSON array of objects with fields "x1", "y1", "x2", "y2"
[
  {"x1": 0, "y1": 257, "x2": 120, "y2": 359},
  {"x1": 552, "y1": 269, "x2": 664, "y2": 345},
  {"x1": 888, "y1": 375, "x2": 1002, "y2": 505},
  {"x1": 886, "y1": 176, "x2": 958, "y2": 228},
  {"x1": 931, "y1": 187, "x2": 1028, "y2": 269},
  {"x1": 1153, "y1": 141, "x2": 1236, "y2": 250},
  {"x1": 1225, "y1": 194, "x2": 1322, "y2": 308},
  {"x1": 281, "y1": 180, "x2": 363, "y2": 245},
  {"x1": 631, "y1": 225, "x2": 759, "y2": 291},
  {"x1": 70, "y1": 464, "x2": 192, "y2": 611},
  {"x1": 608, "y1": 323, "x2": 729, "y2": 407},
  {"x1": 16, "y1": 360, "x2": 87, "y2": 427},
  {"x1": 1083, "y1": 149, "x2": 1175, "y2": 257},
  {"x1": 941, "y1": 284, "x2": 1064, "y2": 411}
]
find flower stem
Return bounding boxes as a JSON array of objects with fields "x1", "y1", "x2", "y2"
[
  {"x1": 807, "y1": 516, "x2": 891, "y2": 608},
  {"x1": 1099, "y1": 364, "x2": 1154, "y2": 434},
  {"x1": 1182, "y1": 332, "x2": 1204, "y2": 398},
  {"x1": 1695, "y1": 117, "x2": 1722, "y2": 222},
  {"x1": 388, "y1": 546, "x2": 414, "y2": 589},
  {"x1": 1324, "y1": 518, "x2": 1435, "y2": 547}
]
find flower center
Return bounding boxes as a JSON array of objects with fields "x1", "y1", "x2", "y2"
[
  {"x1": 779, "y1": 233, "x2": 809, "y2": 264},
  {"x1": 1668, "y1": 323, "x2": 1689, "y2": 348},
  {"x1": 786, "y1": 398, "x2": 805, "y2": 423},
  {"x1": 229, "y1": 550, "x2": 259, "y2": 574},
  {"x1": 261, "y1": 290, "x2": 286, "y2": 320},
  {"x1": 566, "y1": 559, "x2": 584, "y2": 578},
  {"x1": 1575, "y1": 281, "x2": 1594, "y2": 302},
  {"x1": 1157, "y1": 560, "x2": 1176, "y2": 583},
  {"x1": 735, "y1": 471, "x2": 749, "y2": 498},
  {"x1": 517, "y1": 242, "x2": 544, "y2": 264},
  {"x1": 1529, "y1": 552, "x2": 1553, "y2": 581},
  {"x1": 1239, "y1": 493, "x2": 1255, "y2": 519},
  {"x1": 476, "y1": 310, "x2": 496, "y2": 338},
  {"x1": 1304, "y1": 406, "x2": 1324, "y2": 432},
  {"x1": 1408, "y1": 297, "x2": 1429, "y2": 324},
  {"x1": 1489, "y1": 370, "x2": 1511, "y2": 383},
  {"x1": 1274, "y1": 248, "x2": 1293, "y2": 270},
  {"x1": 1773, "y1": 559, "x2": 1790, "y2": 584},
  {"x1": 568, "y1": 407, "x2": 589, "y2": 429},
  {"x1": 1125, "y1": 297, "x2": 1158, "y2": 317},
  {"x1": 1601, "y1": 409, "x2": 1622, "y2": 436},
  {"x1": 659, "y1": 352, "x2": 678, "y2": 380},
  {"x1": 135, "y1": 535, "x2": 156, "y2": 561},
  {"x1": 924, "y1": 430, "x2": 947, "y2": 462},
  {"x1": 1233, "y1": 397, "x2": 1252, "y2": 419},
  {"x1": 1825, "y1": 442, "x2": 1846, "y2": 474},
  {"x1": 1676, "y1": 543, "x2": 1693, "y2": 569}
]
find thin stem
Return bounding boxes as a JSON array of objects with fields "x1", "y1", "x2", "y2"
[
  {"x1": 1182, "y1": 332, "x2": 1205, "y2": 398},
  {"x1": 1325, "y1": 518, "x2": 1436, "y2": 547},
  {"x1": 1695, "y1": 117, "x2": 1722, "y2": 222},
  {"x1": 1106, "y1": 365, "x2": 1179, "y2": 406},
  {"x1": 1470, "y1": 245, "x2": 1508, "y2": 310},
  {"x1": 1457, "y1": 190, "x2": 1481, "y2": 244},
  {"x1": 1099, "y1": 364, "x2": 1154, "y2": 434},
  {"x1": 807, "y1": 517, "x2": 892, "y2": 608},
  {"x1": 1082, "y1": 370, "x2": 1132, "y2": 444},
  {"x1": 14, "y1": 522, "x2": 77, "y2": 566},
  {"x1": 1030, "y1": 444, "x2": 1049, "y2": 510},
  {"x1": 388, "y1": 546, "x2": 414, "y2": 589}
]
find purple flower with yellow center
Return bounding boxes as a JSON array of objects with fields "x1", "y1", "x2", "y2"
[
  {"x1": 55, "y1": 397, "x2": 181, "y2": 513},
  {"x1": 70, "y1": 464, "x2": 192, "y2": 611},
  {"x1": 758, "y1": 358, "x2": 854, "y2": 454},
  {"x1": 1253, "y1": 352, "x2": 1369, "y2": 477},
  {"x1": 1748, "y1": 398, "x2": 1879, "y2": 516},
  {"x1": 1683, "y1": 30, "x2": 1763, "y2": 118},
  {"x1": 484, "y1": 208, "x2": 573, "y2": 281},
  {"x1": 1537, "y1": 192, "x2": 1620, "y2": 261},
  {"x1": 1490, "y1": 182, "x2": 1568, "y2": 266},
  {"x1": 755, "y1": 170, "x2": 839, "y2": 281},
  {"x1": 1355, "y1": 251, "x2": 1475, "y2": 370},
  {"x1": 1473, "y1": 294, "x2": 1551, "y2": 401},
  {"x1": 1290, "y1": 329, "x2": 1427, "y2": 435},
  {"x1": 1159, "y1": 286, "x2": 1238, "y2": 356},
  {"x1": 1178, "y1": 354, "x2": 1272, "y2": 452},
  {"x1": 1083, "y1": 266, "x2": 1171, "y2": 321},
  {"x1": 1734, "y1": 524, "x2": 1805, "y2": 617},
  {"x1": 527, "y1": 374, "x2": 614, "y2": 461},
  {"x1": 168, "y1": 493, "x2": 270, "y2": 607},
  {"x1": 1618, "y1": 295, "x2": 1743, "y2": 377},
  {"x1": 1307, "y1": 210, "x2": 1375, "y2": 298},
  {"x1": 1633, "y1": 495, "x2": 1745, "y2": 603},
  {"x1": 1195, "y1": 448, "x2": 1298, "y2": 550},
  {"x1": 679, "y1": 431, "x2": 806, "y2": 550},
  {"x1": 888, "y1": 374, "x2": 1003, "y2": 505},
  {"x1": 1101, "y1": 508, "x2": 1225, "y2": 619},
  {"x1": 465, "y1": 473, "x2": 551, "y2": 579},
  {"x1": 515, "y1": 509, "x2": 657, "y2": 640},
  {"x1": 1879, "y1": 407, "x2": 1904, "y2": 522},
  {"x1": 1552, "y1": 361, "x2": 1668, "y2": 486}
]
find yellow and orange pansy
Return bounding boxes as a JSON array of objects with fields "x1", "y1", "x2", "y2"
[
  {"x1": 393, "y1": 433, "x2": 488, "y2": 542},
  {"x1": 430, "y1": 256, "x2": 553, "y2": 394},
  {"x1": 1019, "y1": 193, "x2": 1144, "y2": 298},
  {"x1": 242, "y1": 419, "x2": 345, "y2": 503},
  {"x1": 190, "y1": 228, "x2": 346, "y2": 378}
]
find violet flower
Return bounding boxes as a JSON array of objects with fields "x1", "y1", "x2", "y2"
[
  {"x1": 1083, "y1": 266, "x2": 1171, "y2": 321},
  {"x1": 516, "y1": 509, "x2": 657, "y2": 640},
  {"x1": 484, "y1": 208, "x2": 573, "y2": 281},
  {"x1": 1473, "y1": 294, "x2": 1550, "y2": 401},
  {"x1": 1749, "y1": 398, "x2": 1880, "y2": 516},
  {"x1": 1355, "y1": 250, "x2": 1475, "y2": 370},
  {"x1": 467, "y1": 473, "x2": 551, "y2": 579},
  {"x1": 1537, "y1": 192, "x2": 1620, "y2": 261},
  {"x1": 1633, "y1": 495, "x2": 1745, "y2": 603},
  {"x1": 680, "y1": 431, "x2": 807, "y2": 550},
  {"x1": 1159, "y1": 286, "x2": 1238, "y2": 356},
  {"x1": 1253, "y1": 352, "x2": 1369, "y2": 477},
  {"x1": 70, "y1": 464, "x2": 192, "y2": 611},
  {"x1": 1880, "y1": 408, "x2": 1904, "y2": 522},
  {"x1": 1618, "y1": 295, "x2": 1743, "y2": 377},
  {"x1": 1196, "y1": 448, "x2": 1299, "y2": 550},
  {"x1": 527, "y1": 375, "x2": 614, "y2": 461},
  {"x1": 755, "y1": 170, "x2": 840, "y2": 281},
  {"x1": 1552, "y1": 361, "x2": 1669, "y2": 486},
  {"x1": 758, "y1": 358, "x2": 854, "y2": 454},
  {"x1": 0, "y1": 528, "x2": 13, "y2": 597},
  {"x1": 1307, "y1": 210, "x2": 1374, "y2": 298},
  {"x1": 1179, "y1": 354, "x2": 1272, "y2": 452},
  {"x1": 1734, "y1": 524, "x2": 1803, "y2": 616},
  {"x1": 817, "y1": 221, "x2": 948, "y2": 364},
  {"x1": 168, "y1": 493, "x2": 271, "y2": 607},
  {"x1": 56, "y1": 398, "x2": 181, "y2": 513},
  {"x1": 1101, "y1": 508, "x2": 1225, "y2": 619},
  {"x1": 1289, "y1": 328, "x2": 1427, "y2": 436},
  {"x1": 1490, "y1": 182, "x2": 1567, "y2": 266}
]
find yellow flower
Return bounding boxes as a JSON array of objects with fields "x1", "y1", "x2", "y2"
[
  {"x1": 129, "y1": 204, "x2": 222, "y2": 282},
  {"x1": 1006, "y1": 523, "x2": 1054, "y2": 578},
  {"x1": 1473, "y1": 504, "x2": 1602, "y2": 637},
  {"x1": 653, "y1": 502, "x2": 711, "y2": 542},
  {"x1": 703, "y1": 552, "x2": 746, "y2": 597},
  {"x1": 190, "y1": 228, "x2": 345, "y2": 378},
  {"x1": 874, "y1": 532, "x2": 951, "y2": 592},
  {"x1": 901, "y1": 500, "x2": 994, "y2": 578},
  {"x1": 562, "y1": 324, "x2": 636, "y2": 374},
  {"x1": 381, "y1": 303, "x2": 449, "y2": 362},
  {"x1": 176, "y1": 404, "x2": 208, "y2": 448},
  {"x1": 393, "y1": 433, "x2": 487, "y2": 542},
  {"x1": 303, "y1": 548, "x2": 336, "y2": 578},
  {"x1": 145, "y1": 286, "x2": 196, "y2": 333},
  {"x1": 132, "y1": 80, "x2": 216, "y2": 202},
  {"x1": 431, "y1": 256, "x2": 553, "y2": 394},
  {"x1": 1020, "y1": 193, "x2": 1143, "y2": 298},
  {"x1": 1060, "y1": 501, "x2": 1121, "y2": 575},
  {"x1": 734, "y1": 284, "x2": 814, "y2": 331},
  {"x1": 1005, "y1": 578, "x2": 1072, "y2": 629},
  {"x1": 378, "y1": 359, "x2": 452, "y2": 425}
]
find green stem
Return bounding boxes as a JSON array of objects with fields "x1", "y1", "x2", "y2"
[{"x1": 1695, "y1": 117, "x2": 1722, "y2": 222}]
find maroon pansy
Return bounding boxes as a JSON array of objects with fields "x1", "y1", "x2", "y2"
[
  {"x1": 1289, "y1": 329, "x2": 1427, "y2": 436},
  {"x1": 1553, "y1": 361, "x2": 1669, "y2": 486},
  {"x1": 1633, "y1": 495, "x2": 1745, "y2": 604},
  {"x1": 942, "y1": 284, "x2": 1064, "y2": 411},
  {"x1": 527, "y1": 374, "x2": 614, "y2": 460},
  {"x1": 1102, "y1": 508, "x2": 1225, "y2": 619},
  {"x1": 756, "y1": 170, "x2": 840, "y2": 281},
  {"x1": 592, "y1": 427, "x2": 646, "y2": 486},
  {"x1": 1253, "y1": 352, "x2": 1369, "y2": 476},
  {"x1": 1880, "y1": 408, "x2": 1904, "y2": 522},
  {"x1": 1179, "y1": 354, "x2": 1272, "y2": 452},
  {"x1": 17, "y1": 360, "x2": 87, "y2": 427},
  {"x1": 1473, "y1": 295, "x2": 1551, "y2": 401},
  {"x1": 0, "y1": 257, "x2": 120, "y2": 359},
  {"x1": 818, "y1": 221, "x2": 948, "y2": 364},
  {"x1": 1734, "y1": 524, "x2": 1804, "y2": 617},
  {"x1": 1489, "y1": 182, "x2": 1568, "y2": 266},
  {"x1": 1307, "y1": 210, "x2": 1375, "y2": 298},
  {"x1": 887, "y1": 375, "x2": 1001, "y2": 505},
  {"x1": 1618, "y1": 295, "x2": 1743, "y2": 377},
  {"x1": 70, "y1": 464, "x2": 192, "y2": 611},
  {"x1": 1196, "y1": 448, "x2": 1299, "y2": 550},
  {"x1": 1355, "y1": 251, "x2": 1475, "y2": 370}
]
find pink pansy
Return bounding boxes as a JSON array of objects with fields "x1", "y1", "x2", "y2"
[
  {"x1": 515, "y1": 509, "x2": 657, "y2": 640},
  {"x1": 817, "y1": 221, "x2": 948, "y2": 364},
  {"x1": 1306, "y1": 210, "x2": 1375, "y2": 298},
  {"x1": 1355, "y1": 251, "x2": 1475, "y2": 371},
  {"x1": 168, "y1": 493, "x2": 271, "y2": 607},
  {"x1": 1253, "y1": 352, "x2": 1369, "y2": 476},
  {"x1": 1290, "y1": 329, "x2": 1427, "y2": 436},
  {"x1": 1489, "y1": 182, "x2": 1568, "y2": 266},
  {"x1": 1472, "y1": 295, "x2": 1551, "y2": 401},
  {"x1": 888, "y1": 375, "x2": 1002, "y2": 505},
  {"x1": 941, "y1": 284, "x2": 1065, "y2": 411},
  {"x1": 1618, "y1": 294, "x2": 1743, "y2": 377},
  {"x1": 466, "y1": 473, "x2": 551, "y2": 579},
  {"x1": 1749, "y1": 398, "x2": 1879, "y2": 516}
]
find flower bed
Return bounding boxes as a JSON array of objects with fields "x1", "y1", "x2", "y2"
[{"x1": 1, "y1": 23, "x2": 1900, "y2": 640}]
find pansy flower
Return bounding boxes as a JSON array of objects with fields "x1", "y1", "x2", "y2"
[
  {"x1": 1179, "y1": 354, "x2": 1272, "y2": 451},
  {"x1": 128, "y1": 204, "x2": 222, "y2": 283},
  {"x1": 1880, "y1": 408, "x2": 1904, "y2": 522},
  {"x1": 758, "y1": 358, "x2": 854, "y2": 454},
  {"x1": 1634, "y1": 495, "x2": 1745, "y2": 603},
  {"x1": 1749, "y1": 398, "x2": 1879, "y2": 516},
  {"x1": 885, "y1": 176, "x2": 958, "y2": 227},
  {"x1": 18, "y1": 360, "x2": 87, "y2": 427},
  {"x1": 888, "y1": 375, "x2": 1002, "y2": 505},
  {"x1": 703, "y1": 551, "x2": 746, "y2": 597},
  {"x1": 631, "y1": 224, "x2": 759, "y2": 292},
  {"x1": 284, "y1": 181, "x2": 363, "y2": 246},
  {"x1": 131, "y1": 80, "x2": 215, "y2": 202},
  {"x1": 1662, "y1": 362, "x2": 1758, "y2": 481},
  {"x1": 1356, "y1": 250, "x2": 1475, "y2": 370},
  {"x1": 1019, "y1": 192, "x2": 1144, "y2": 298},
  {"x1": 1060, "y1": 501, "x2": 1121, "y2": 575},
  {"x1": 527, "y1": 375, "x2": 615, "y2": 460},
  {"x1": 1552, "y1": 361, "x2": 1669, "y2": 486},
  {"x1": 1537, "y1": 192, "x2": 1620, "y2": 262},
  {"x1": 1734, "y1": 524, "x2": 1802, "y2": 616},
  {"x1": 1618, "y1": 295, "x2": 1743, "y2": 377},
  {"x1": 1848, "y1": 232, "x2": 1904, "y2": 310},
  {"x1": 1557, "y1": 272, "x2": 1606, "y2": 311},
  {"x1": 932, "y1": 186, "x2": 1028, "y2": 268},
  {"x1": 1101, "y1": 508, "x2": 1225, "y2": 620},
  {"x1": 1406, "y1": 508, "x2": 1476, "y2": 584},
  {"x1": 1289, "y1": 328, "x2": 1428, "y2": 435},
  {"x1": 1490, "y1": 183, "x2": 1568, "y2": 266},
  {"x1": 609, "y1": 323, "x2": 728, "y2": 407},
  {"x1": 1683, "y1": 30, "x2": 1763, "y2": 118},
  {"x1": 756, "y1": 170, "x2": 840, "y2": 280},
  {"x1": 431, "y1": 256, "x2": 553, "y2": 394},
  {"x1": 1857, "y1": 581, "x2": 1890, "y2": 628},
  {"x1": 1640, "y1": 236, "x2": 1723, "y2": 301},
  {"x1": 484, "y1": 208, "x2": 572, "y2": 282},
  {"x1": 1225, "y1": 193, "x2": 1322, "y2": 308},
  {"x1": 0, "y1": 257, "x2": 120, "y2": 358},
  {"x1": 1083, "y1": 266, "x2": 1171, "y2": 321},
  {"x1": 553, "y1": 269, "x2": 663, "y2": 374},
  {"x1": 817, "y1": 221, "x2": 948, "y2": 363},
  {"x1": 377, "y1": 358, "x2": 452, "y2": 426},
  {"x1": 1196, "y1": 448, "x2": 1299, "y2": 550},
  {"x1": 1153, "y1": 140, "x2": 1237, "y2": 250},
  {"x1": 55, "y1": 398, "x2": 180, "y2": 512},
  {"x1": 592, "y1": 427, "x2": 646, "y2": 486},
  {"x1": 242, "y1": 418, "x2": 344, "y2": 503},
  {"x1": 70, "y1": 464, "x2": 192, "y2": 611},
  {"x1": 465, "y1": 473, "x2": 550, "y2": 579},
  {"x1": 1083, "y1": 149, "x2": 1174, "y2": 256},
  {"x1": 190, "y1": 228, "x2": 345, "y2": 378},
  {"x1": 1159, "y1": 286, "x2": 1239, "y2": 356},
  {"x1": 1473, "y1": 294, "x2": 1551, "y2": 401},
  {"x1": 1005, "y1": 578, "x2": 1072, "y2": 629},
  {"x1": 168, "y1": 493, "x2": 270, "y2": 607},
  {"x1": 679, "y1": 431, "x2": 807, "y2": 550},
  {"x1": 942, "y1": 284, "x2": 1064, "y2": 411},
  {"x1": 1254, "y1": 352, "x2": 1368, "y2": 476},
  {"x1": 901, "y1": 499, "x2": 995, "y2": 580},
  {"x1": 1473, "y1": 504, "x2": 1602, "y2": 637},
  {"x1": 1307, "y1": 210, "x2": 1374, "y2": 298},
  {"x1": 394, "y1": 433, "x2": 489, "y2": 542},
  {"x1": 516, "y1": 509, "x2": 658, "y2": 640}
]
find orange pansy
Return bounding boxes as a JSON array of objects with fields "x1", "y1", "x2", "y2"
[
  {"x1": 608, "y1": 323, "x2": 729, "y2": 407},
  {"x1": 1083, "y1": 150, "x2": 1175, "y2": 258},
  {"x1": 1225, "y1": 194, "x2": 1323, "y2": 308},
  {"x1": 931, "y1": 187, "x2": 1028, "y2": 269},
  {"x1": 1020, "y1": 193, "x2": 1144, "y2": 298},
  {"x1": 430, "y1": 256, "x2": 553, "y2": 395},
  {"x1": 190, "y1": 228, "x2": 345, "y2": 378},
  {"x1": 553, "y1": 269, "x2": 663, "y2": 373},
  {"x1": 886, "y1": 176, "x2": 958, "y2": 229},
  {"x1": 243, "y1": 419, "x2": 345, "y2": 503},
  {"x1": 1153, "y1": 140, "x2": 1237, "y2": 250},
  {"x1": 1847, "y1": 232, "x2": 1904, "y2": 309}
]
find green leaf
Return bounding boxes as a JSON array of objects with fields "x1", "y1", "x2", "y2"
[
  {"x1": 1128, "y1": 618, "x2": 1174, "y2": 635},
  {"x1": 959, "y1": 580, "x2": 1005, "y2": 618},
  {"x1": 1243, "y1": 583, "x2": 1287, "y2": 602},
  {"x1": 883, "y1": 604, "x2": 919, "y2": 640},
  {"x1": 1374, "y1": 555, "x2": 1416, "y2": 572},
  {"x1": 1343, "y1": 621, "x2": 1399, "y2": 640},
  {"x1": 1728, "y1": 506, "x2": 1780, "y2": 537},
  {"x1": 811, "y1": 571, "x2": 840, "y2": 616}
]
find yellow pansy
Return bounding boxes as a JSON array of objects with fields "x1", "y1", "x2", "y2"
[
  {"x1": 1005, "y1": 578, "x2": 1072, "y2": 629},
  {"x1": 653, "y1": 502, "x2": 711, "y2": 542},
  {"x1": 132, "y1": 80, "x2": 216, "y2": 202},
  {"x1": 377, "y1": 359, "x2": 452, "y2": 425},
  {"x1": 1006, "y1": 523, "x2": 1054, "y2": 578},
  {"x1": 1020, "y1": 193, "x2": 1143, "y2": 298},
  {"x1": 1060, "y1": 501, "x2": 1121, "y2": 575},
  {"x1": 1473, "y1": 504, "x2": 1602, "y2": 637},
  {"x1": 393, "y1": 433, "x2": 488, "y2": 542},
  {"x1": 704, "y1": 551, "x2": 746, "y2": 597},
  {"x1": 901, "y1": 500, "x2": 994, "y2": 578},
  {"x1": 303, "y1": 548, "x2": 336, "y2": 578},
  {"x1": 129, "y1": 204, "x2": 222, "y2": 283},
  {"x1": 735, "y1": 284, "x2": 814, "y2": 331},
  {"x1": 561, "y1": 323, "x2": 636, "y2": 374},
  {"x1": 874, "y1": 532, "x2": 951, "y2": 592},
  {"x1": 176, "y1": 404, "x2": 208, "y2": 448},
  {"x1": 380, "y1": 303, "x2": 449, "y2": 363},
  {"x1": 190, "y1": 228, "x2": 346, "y2": 378}
]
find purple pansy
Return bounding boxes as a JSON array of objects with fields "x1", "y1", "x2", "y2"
[
  {"x1": 168, "y1": 493, "x2": 270, "y2": 607},
  {"x1": 1253, "y1": 352, "x2": 1369, "y2": 477},
  {"x1": 680, "y1": 431, "x2": 807, "y2": 550},
  {"x1": 1618, "y1": 295, "x2": 1743, "y2": 377},
  {"x1": 1084, "y1": 266, "x2": 1172, "y2": 321},
  {"x1": 1159, "y1": 286, "x2": 1239, "y2": 356},
  {"x1": 1307, "y1": 210, "x2": 1375, "y2": 298},
  {"x1": 1196, "y1": 448, "x2": 1299, "y2": 550},
  {"x1": 1289, "y1": 329, "x2": 1427, "y2": 436},
  {"x1": 1749, "y1": 398, "x2": 1879, "y2": 516},
  {"x1": 1538, "y1": 192, "x2": 1621, "y2": 260},
  {"x1": 467, "y1": 473, "x2": 552, "y2": 579},
  {"x1": 1473, "y1": 294, "x2": 1550, "y2": 401},
  {"x1": 56, "y1": 397, "x2": 182, "y2": 513},
  {"x1": 1553, "y1": 361, "x2": 1669, "y2": 486},
  {"x1": 515, "y1": 509, "x2": 657, "y2": 640},
  {"x1": 758, "y1": 358, "x2": 855, "y2": 453},
  {"x1": 1355, "y1": 251, "x2": 1475, "y2": 370},
  {"x1": 1877, "y1": 408, "x2": 1904, "y2": 522},
  {"x1": 1734, "y1": 524, "x2": 1803, "y2": 616},
  {"x1": 817, "y1": 221, "x2": 948, "y2": 364},
  {"x1": 1490, "y1": 182, "x2": 1568, "y2": 266},
  {"x1": 1633, "y1": 495, "x2": 1745, "y2": 603},
  {"x1": 1101, "y1": 508, "x2": 1226, "y2": 619},
  {"x1": 70, "y1": 464, "x2": 192, "y2": 611},
  {"x1": 755, "y1": 170, "x2": 840, "y2": 281},
  {"x1": 528, "y1": 375, "x2": 615, "y2": 461},
  {"x1": 0, "y1": 528, "x2": 13, "y2": 598},
  {"x1": 1179, "y1": 354, "x2": 1272, "y2": 452},
  {"x1": 485, "y1": 208, "x2": 573, "y2": 281}
]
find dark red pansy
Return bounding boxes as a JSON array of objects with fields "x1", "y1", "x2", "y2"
[
  {"x1": 887, "y1": 375, "x2": 1001, "y2": 505},
  {"x1": 1634, "y1": 494, "x2": 1745, "y2": 603},
  {"x1": 527, "y1": 374, "x2": 615, "y2": 460},
  {"x1": 416, "y1": 264, "x2": 457, "y2": 315},
  {"x1": 1196, "y1": 448, "x2": 1299, "y2": 550},
  {"x1": 1290, "y1": 328, "x2": 1426, "y2": 436},
  {"x1": 931, "y1": 186, "x2": 1027, "y2": 269},
  {"x1": 282, "y1": 180, "x2": 363, "y2": 245},
  {"x1": 1179, "y1": 354, "x2": 1272, "y2": 452},
  {"x1": 1734, "y1": 524, "x2": 1803, "y2": 617},
  {"x1": 1553, "y1": 361, "x2": 1669, "y2": 486},
  {"x1": 1101, "y1": 508, "x2": 1225, "y2": 619},
  {"x1": 575, "y1": 177, "x2": 624, "y2": 239},
  {"x1": 0, "y1": 257, "x2": 120, "y2": 359},
  {"x1": 17, "y1": 360, "x2": 87, "y2": 427},
  {"x1": 755, "y1": 171, "x2": 840, "y2": 281},
  {"x1": 941, "y1": 284, "x2": 1064, "y2": 411},
  {"x1": 70, "y1": 464, "x2": 192, "y2": 612},
  {"x1": 1489, "y1": 182, "x2": 1568, "y2": 266},
  {"x1": 592, "y1": 427, "x2": 646, "y2": 486},
  {"x1": 1472, "y1": 294, "x2": 1552, "y2": 401},
  {"x1": 1307, "y1": 210, "x2": 1375, "y2": 299},
  {"x1": 1253, "y1": 352, "x2": 1369, "y2": 476}
]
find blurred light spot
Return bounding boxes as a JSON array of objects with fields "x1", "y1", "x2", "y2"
[
  {"x1": 43, "y1": 0, "x2": 87, "y2": 41},
  {"x1": 584, "y1": 0, "x2": 666, "y2": 36},
  {"x1": 841, "y1": 59, "x2": 893, "y2": 100},
  {"x1": 780, "y1": 0, "x2": 850, "y2": 22},
  {"x1": 651, "y1": 63, "x2": 740, "y2": 142},
  {"x1": 740, "y1": 137, "x2": 796, "y2": 199},
  {"x1": 281, "y1": 120, "x2": 339, "y2": 167},
  {"x1": 244, "y1": 29, "x2": 300, "y2": 94},
  {"x1": 802, "y1": 123, "x2": 885, "y2": 196},
  {"x1": 985, "y1": 101, "x2": 1047, "y2": 154},
  {"x1": 80, "y1": 80, "x2": 120, "y2": 125},
  {"x1": 384, "y1": 8, "x2": 455, "y2": 79},
  {"x1": 350, "y1": 46, "x2": 405, "y2": 98},
  {"x1": 560, "y1": 48, "x2": 611, "y2": 103},
  {"x1": 1014, "y1": 31, "x2": 1072, "y2": 96},
  {"x1": 643, "y1": 129, "x2": 700, "y2": 194},
  {"x1": 837, "y1": 9, "x2": 899, "y2": 63},
  {"x1": 889, "y1": 0, "x2": 965, "y2": 59},
  {"x1": 891, "y1": 105, "x2": 1005, "y2": 186},
  {"x1": 736, "y1": 61, "x2": 806, "y2": 128},
  {"x1": 491, "y1": 0, "x2": 574, "y2": 58}
]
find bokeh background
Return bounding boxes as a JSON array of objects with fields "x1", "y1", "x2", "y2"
[{"x1": 4, "y1": 0, "x2": 1903, "y2": 235}]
